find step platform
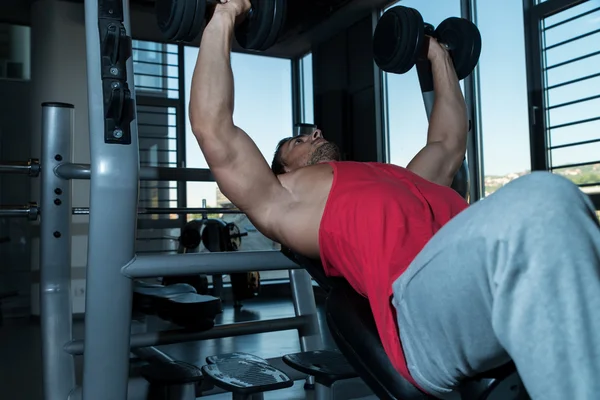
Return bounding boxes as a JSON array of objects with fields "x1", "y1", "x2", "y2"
[
  {"x1": 201, "y1": 357, "x2": 293, "y2": 399},
  {"x1": 133, "y1": 281, "x2": 222, "y2": 330},
  {"x1": 206, "y1": 352, "x2": 269, "y2": 365},
  {"x1": 282, "y1": 350, "x2": 358, "y2": 387}
]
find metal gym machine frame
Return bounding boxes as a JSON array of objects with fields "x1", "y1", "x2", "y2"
[{"x1": 31, "y1": 0, "x2": 326, "y2": 399}]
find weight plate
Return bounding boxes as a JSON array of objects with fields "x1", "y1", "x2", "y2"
[
  {"x1": 156, "y1": 0, "x2": 186, "y2": 40},
  {"x1": 259, "y1": 0, "x2": 288, "y2": 52},
  {"x1": 435, "y1": 17, "x2": 482, "y2": 80},
  {"x1": 180, "y1": 226, "x2": 202, "y2": 250},
  {"x1": 373, "y1": 6, "x2": 425, "y2": 74},
  {"x1": 181, "y1": 0, "x2": 207, "y2": 42},
  {"x1": 201, "y1": 219, "x2": 227, "y2": 252},
  {"x1": 226, "y1": 223, "x2": 243, "y2": 251},
  {"x1": 235, "y1": 0, "x2": 286, "y2": 51},
  {"x1": 175, "y1": 0, "x2": 200, "y2": 42},
  {"x1": 156, "y1": 0, "x2": 206, "y2": 42}
]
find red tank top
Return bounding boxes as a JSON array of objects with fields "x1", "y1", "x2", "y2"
[{"x1": 319, "y1": 161, "x2": 468, "y2": 391}]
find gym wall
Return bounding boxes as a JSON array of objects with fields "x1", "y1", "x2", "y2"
[
  {"x1": 313, "y1": 13, "x2": 384, "y2": 163},
  {"x1": 0, "y1": 79, "x2": 32, "y2": 318}
]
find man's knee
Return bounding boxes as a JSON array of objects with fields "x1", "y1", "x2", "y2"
[
  {"x1": 509, "y1": 172, "x2": 582, "y2": 204},
  {"x1": 480, "y1": 172, "x2": 589, "y2": 225}
]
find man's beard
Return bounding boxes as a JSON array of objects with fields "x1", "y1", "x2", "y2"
[{"x1": 307, "y1": 142, "x2": 341, "y2": 166}]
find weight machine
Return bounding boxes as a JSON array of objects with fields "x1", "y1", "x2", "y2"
[
  {"x1": 4, "y1": 0, "x2": 529, "y2": 399},
  {"x1": 25, "y1": 1, "x2": 336, "y2": 399}
]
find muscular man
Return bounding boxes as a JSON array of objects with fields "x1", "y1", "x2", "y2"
[{"x1": 189, "y1": 1, "x2": 600, "y2": 398}]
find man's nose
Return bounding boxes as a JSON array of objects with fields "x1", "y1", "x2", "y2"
[{"x1": 311, "y1": 129, "x2": 323, "y2": 140}]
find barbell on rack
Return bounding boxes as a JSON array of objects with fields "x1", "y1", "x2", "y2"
[
  {"x1": 72, "y1": 207, "x2": 243, "y2": 216},
  {"x1": 155, "y1": 0, "x2": 287, "y2": 51},
  {"x1": 0, "y1": 159, "x2": 41, "y2": 177},
  {"x1": 0, "y1": 203, "x2": 40, "y2": 221}
]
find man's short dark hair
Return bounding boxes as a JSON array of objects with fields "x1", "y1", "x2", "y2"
[{"x1": 271, "y1": 137, "x2": 293, "y2": 175}]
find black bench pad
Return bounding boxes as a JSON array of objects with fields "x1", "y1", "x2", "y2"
[
  {"x1": 133, "y1": 281, "x2": 222, "y2": 330},
  {"x1": 326, "y1": 280, "x2": 432, "y2": 399}
]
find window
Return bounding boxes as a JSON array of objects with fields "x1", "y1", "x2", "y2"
[
  {"x1": 383, "y1": 0, "x2": 463, "y2": 168},
  {"x1": 184, "y1": 49, "x2": 293, "y2": 279},
  {"x1": 478, "y1": 0, "x2": 531, "y2": 196},
  {"x1": 300, "y1": 53, "x2": 314, "y2": 124},
  {"x1": 133, "y1": 40, "x2": 182, "y2": 254},
  {"x1": 133, "y1": 40, "x2": 179, "y2": 98},
  {"x1": 0, "y1": 24, "x2": 30, "y2": 80},
  {"x1": 541, "y1": 1, "x2": 600, "y2": 195}
]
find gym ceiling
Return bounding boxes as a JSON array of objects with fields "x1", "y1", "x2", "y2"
[{"x1": 1, "y1": 0, "x2": 394, "y2": 58}]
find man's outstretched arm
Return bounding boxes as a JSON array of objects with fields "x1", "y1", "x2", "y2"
[
  {"x1": 189, "y1": 1, "x2": 288, "y2": 236},
  {"x1": 407, "y1": 39, "x2": 468, "y2": 187}
]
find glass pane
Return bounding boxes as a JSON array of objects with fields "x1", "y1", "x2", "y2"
[
  {"x1": 184, "y1": 48, "x2": 293, "y2": 273},
  {"x1": 0, "y1": 24, "x2": 31, "y2": 80},
  {"x1": 596, "y1": 210, "x2": 600, "y2": 221},
  {"x1": 553, "y1": 163, "x2": 600, "y2": 194},
  {"x1": 544, "y1": 1, "x2": 600, "y2": 27},
  {"x1": 548, "y1": 118, "x2": 600, "y2": 147},
  {"x1": 551, "y1": 142, "x2": 600, "y2": 168},
  {"x1": 546, "y1": 68, "x2": 600, "y2": 105},
  {"x1": 547, "y1": 96, "x2": 600, "y2": 128},
  {"x1": 543, "y1": 6, "x2": 600, "y2": 47},
  {"x1": 542, "y1": 2, "x2": 600, "y2": 195},
  {"x1": 384, "y1": 0, "x2": 462, "y2": 168},
  {"x1": 132, "y1": 40, "x2": 179, "y2": 99},
  {"x1": 479, "y1": 0, "x2": 531, "y2": 196},
  {"x1": 302, "y1": 53, "x2": 314, "y2": 124},
  {"x1": 544, "y1": 29, "x2": 600, "y2": 67}
]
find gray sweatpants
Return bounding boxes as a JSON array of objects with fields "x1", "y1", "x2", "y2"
[{"x1": 391, "y1": 172, "x2": 600, "y2": 400}]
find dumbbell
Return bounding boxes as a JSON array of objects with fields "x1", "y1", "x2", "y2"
[
  {"x1": 155, "y1": 0, "x2": 287, "y2": 52},
  {"x1": 373, "y1": 6, "x2": 482, "y2": 80}
]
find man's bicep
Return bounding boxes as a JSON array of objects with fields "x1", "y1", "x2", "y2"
[
  {"x1": 406, "y1": 141, "x2": 463, "y2": 187},
  {"x1": 199, "y1": 126, "x2": 286, "y2": 222}
]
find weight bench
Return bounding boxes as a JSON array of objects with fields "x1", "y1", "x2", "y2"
[
  {"x1": 283, "y1": 251, "x2": 529, "y2": 400},
  {"x1": 131, "y1": 282, "x2": 223, "y2": 399},
  {"x1": 132, "y1": 280, "x2": 222, "y2": 330}
]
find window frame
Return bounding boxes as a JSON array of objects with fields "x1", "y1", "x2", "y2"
[{"x1": 523, "y1": 0, "x2": 600, "y2": 209}]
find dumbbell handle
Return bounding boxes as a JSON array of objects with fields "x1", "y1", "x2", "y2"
[
  {"x1": 423, "y1": 22, "x2": 455, "y2": 51},
  {"x1": 205, "y1": 0, "x2": 255, "y2": 18},
  {"x1": 230, "y1": 232, "x2": 248, "y2": 239}
]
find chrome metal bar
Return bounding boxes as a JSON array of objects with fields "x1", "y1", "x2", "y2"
[
  {"x1": 39, "y1": 102, "x2": 76, "y2": 400},
  {"x1": 0, "y1": 159, "x2": 40, "y2": 177},
  {"x1": 56, "y1": 162, "x2": 215, "y2": 182},
  {"x1": 121, "y1": 251, "x2": 300, "y2": 279},
  {"x1": 72, "y1": 206, "x2": 242, "y2": 215},
  {"x1": 64, "y1": 316, "x2": 310, "y2": 355},
  {"x1": 0, "y1": 203, "x2": 39, "y2": 220}
]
